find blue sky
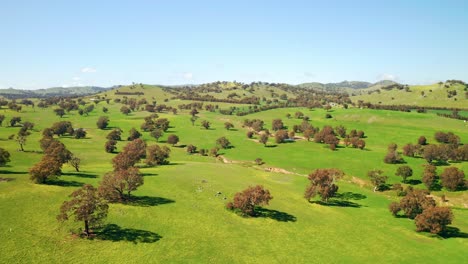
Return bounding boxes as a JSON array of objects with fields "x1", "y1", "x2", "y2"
[{"x1": 1, "y1": 0, "x2": 467, "y2": 89}]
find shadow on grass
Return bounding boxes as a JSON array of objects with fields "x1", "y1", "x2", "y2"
[
  {"x1": 0, "y1": 177, "x2": 15, "y2": 182},
  {"x1": 96, "y1": 224, "x2": 162, "y2": 244},
  {"x1": 406, "y1": 179, "x2": 422, "y2": 185},
  {"x1": 62, "y1": 172, "x2": 97, "y2": 178},
  {"x1": 140, "y1": 172, "x2": 158, "y2": 177},
  {"x1": 265, "y1": 144, "x2": 278, "y2": 148},
  {"x1": 124, "y1": 196, "x2": 175, "y2": 207},
  {"x1": 439, "y1": 227, "x2": 468, "y2": 239},
  {"x1": 45, "y1": 179, "x2": 84, "y2": 187},
  {"x1": 0, "y1": 170, "x2": 27, "y2": 175},
  {"x1": 335, "y1": 192, "x2": 367, "y2": 200},
  {"x1": 256, "y1": 207, "x2": 297, "y2": 222},
  {"x1": 311, "y1": 200, "x2": 362, "y2": 208}
]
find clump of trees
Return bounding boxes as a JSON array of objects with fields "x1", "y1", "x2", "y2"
[
  {"x1": 0, "y1": 148, "x2": 11, "y2": 166},
  {"x1": 304, "y1": 168, "x2": 344, "y2": 202},
  {"x1": 440, "y1": 167, "x2": 466, "y2": 191},
  {"x1": 146, "y1": 145, "x2": 171, "y2": 166},
  {"x1": 57, "y1": 184, "x2": 109, "y2": 236},
  {"x1": 384, "y1": 143, "x2": 404, "y2": 164},
  {"x1": 226, "y1": 185, "x2": 273, "y2": 216},
  {"x1": 367, "y1": 170, "x2": 388, "y2": 192},
  {"x1": 388, "y1": 188, "x2": 453, "y2": 234},
  {"x1": 112, "y1": 139, "x2": 146, "y2": 170}
]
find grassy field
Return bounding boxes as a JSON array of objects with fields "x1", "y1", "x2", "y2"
[
  {"x1": 352, "y1": 83, "x2": 467, "y2": 108},
  {"x1": 0, "y1": 95, "x2": 467, "y2": 263}
]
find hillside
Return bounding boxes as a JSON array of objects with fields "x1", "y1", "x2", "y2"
[
  {"x1": 0, "y1": 86, "x2": 108, "y2": 98},
  {"x1": 351, "y1": 81, "x2": 468, "y2": 109},
  {"x1": 298, "y1": 80, "x2": 398, "y2": 92}
]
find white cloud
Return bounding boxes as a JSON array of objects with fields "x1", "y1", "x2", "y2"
[
  {"x1": 72, "y1": 77, "x2": 81, "y2": 81},
  {"x1": 81, "y1": 67, "x2": 97, "y2": 73},
  {"x1": 182, "y1": 72, "x2": 193, "y2": 80},
  {"x1": 377, "y1": 73, "x2": 398, "y2": 81}
]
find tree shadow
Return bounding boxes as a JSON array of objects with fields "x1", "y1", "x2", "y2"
[
  {"x1": 255, "y1": 207, "x2": 297, "y2": 222},
  {"x1": 265, "y1": 144, "x2": 278, "y2": 148},
  {"x1": 335, "y1": 192, "x2": 367, "y2": 200},
  {"x1": 407, "y1": 179, "x2": 422, "y2": 185},
  {"x1": 311, "y1": 200, "x2": 362, "y2": 208},
  {"x1": 439, "y1": 227, "x2": 468, "y2": 239},
  {"x1": 96, "y1": 224, "x2": 162, "y2": 244},
  {"x1": 140, "y1": 172, "x2": 158, "y2": 177},
  {"x1": 0, "y1": 170, "x2": 27, "y2": 175},
  {"x1": 62, "y1": 172, "x2": 97, "y2": 178},
  {"x1": 124, "y1": 195, "x2": 175, "y2": 207},
  {"x1": 45, "y1": 179, "x2": 84, "y2": 187}
]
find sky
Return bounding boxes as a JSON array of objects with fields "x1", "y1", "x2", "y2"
[{"x1": 1, "y1": 0, "x2": 467, "y2": 89}]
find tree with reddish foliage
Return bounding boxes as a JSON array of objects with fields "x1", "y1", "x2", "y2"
[
  {"x1": 304, "y1": 168, "x2": 344, "y2": 203},
  {"x1": 246, "y1": 131, "x2": 254, "y2": 139},
  {"x1": 106, "y1": 129, "x2": 122, "y2": 141},
  {"x1": 96, "y1": 116, "x2": 109, "y2": 130},
  {"x1": 226, "y1": 185, "x2": 273, "y2": 216},
  {"x1": 216, "y1": 136, "x2": 231, "y2": 149},
  {"x1": 259, "y1": 133, "x2": 269, "y2": 146},
  {"x1": 167, "y1": 134, "x2": 179, "y2": 146},
  {"x1": 105, "y1": 140, "x2": 117, "y2": 153},
  {"x1": 324, "y1": 134, "x2": 339, "y2": 150},
  {"x1": 402, "y1": 144, "x2": 416, "y2": 157},
  {"x1": 418, "y1": 136, "x2": 427, "y2": 145},
  {"x1": 112, "y1": 139, "x2": 146, "y2": 170},
  {"x1": 422, "y1": 164, "x2": 438, "y2": 190},
  {"x1": 29, "y1": 155, "x2": 63, "y2": 183},
  {"x1": 388, "y1": 202, "x2": 401, "y2": 216},
  {"x1": 335, "y1": 125, "x2": 346, "y2": 138},
  {"x1": 98, "y1": 167, "x2": 143, "y2": 202},
  {"x1": 201, "y1": 120, "x2": 211, "y2": 129},
  {"x1": 224, "y1": 122, "x2": 234, "y2": 130},
  {"x1": 127, "y1": 128, "x2": 141, "y2": 141},
  {"x1": 415, "y1": 207, "x2": 453, "y2": 234},
  {"x1": 303, "y1": 128, "x2": 314, "y2": 141},
  {"x1": 57, "y1": 184, "x2": 108, "y2": 236},
  {"x1": 186, "y1": 144, "x2": 197, "y2": 154},
  {"x1": 440, "y1": 167, "x2": 465, "y2": 191},
  {"x1": 271, "y1": 119, "x2": 284, "y2": 131},
  {"x1": 43, "y1": 139, "x2": 72, "y2": 164},
  {"x1": 398, "y1": 189, "x2": 436, "y2": 219},
  {"x1": 0, "y1": 148, "x2": 10, "y2": 166},
  {"x1": 384, "y1": 143, "x2": 404, "y2": 164},
  {"x1": 275, "y1": 130, "x2": 289, "y2": 143},
  {"x1": 396, "y1": 165, "x2": 413, "y2": 183}
]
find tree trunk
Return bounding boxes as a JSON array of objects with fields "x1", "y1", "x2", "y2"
[{"x1": 84, "y1": 220, "x2": 89, "y2": 236}]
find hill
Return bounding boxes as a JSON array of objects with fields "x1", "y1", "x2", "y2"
[
  {"x1": 0, "y1": 86, "x2": 108, "y2": 98},
  {"x1": 351, "y1": 80, "x2": 468, "y2": 109}
]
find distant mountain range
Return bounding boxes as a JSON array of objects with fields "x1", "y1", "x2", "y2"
[
  {"x1": 0, "y1": 86, "x2": 109, "y2": 98},
  {"x1": 297, "y1": 80, "x2": 398, "y2": 90},
  {"x1": 0, "y1": 81, "x2": 399, "y2": 98}
]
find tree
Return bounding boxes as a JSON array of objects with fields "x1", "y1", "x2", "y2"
[
  {"x1": 51, "y1": 121, "x2": 74, "y2": 136},
  {"x1": 69, "y1": 156, "x2": 81, "y2": 172},
  {"x1": 150, "y1": 128, "x2": 163, "y2": 142},
  {"x1": 73, "y1": 128, "x2": 86, "y2": 139},
  {"x1": 271, "y1": 119, "x2": 284, "y2": 131},
  {"x1": 146, "y1": 145, "x2": 171, "y2": 166},
  {"x1": 304, "y1": 168, "x2": 344, "y2": 202},
  {"x1": 105, "y1": 140, "x2": 117, "y2": 153},
  {"x1": 224, "y1": 122, "x2": 234, "y2": 130},
  {"x1": 57, "y1": 184, "x2": 108, "y2": 236},
  {"x1": 368, "y1": 170, "x2": 388, "y2": 192},
  {"x1": 399, "y1": 189, "x2": 436, "y2": 219},
  {"x1": 259, "y1": 133, "x2": 269, "y2": 146},
  {"x1": 396, "y1": 165, "x2": 413, "y2": 183},
  {"x1": 201, "y1": 120, "x2": 211, "y2": 129},
  {"x1": 440, "y1": 167, "x2": 465, "y2": 191},
  {"x1": 43, "y1": 140, "x2": 72, "y2": 164},
  {"x1": 294, "y1": 111, "x2": 304, "y2": 119},
  {"x1": 167, "y1": 134, "x2": 179, "y2": 146},
  {"x1": 303, "y1": 128, "x2": 313, "y2": 141},
  {"x1": 384, "y1": 143, "x2": 404, "y2": 164},
  {"x1": 16, "y1": 126, "x2": 31, "y2": 151},
  {"x1": 246, "y1": 131, "x2": 254, "y2": 139},
  {"x1": 96, "y1": 116, "x2": 109, "y2": 130},
  {"x1": 29, "y1": 155, "x2": 63, "y2": 183},
  {"x1": 209, "y1": 147, "x2": 219, "y2": 157},
  {"x1": 190, "y1": 116, "x2": 198, "y2": 126},
  {"x1": 226, "y1": 185, "x2": 273, "y2": 216},
  {"x1": 335, "y1": 125, "x2": 346, "y2": 138},
  {"x1": 54, "y1": 108, "x2": 65, "y2": 118},
  {"x1": 415, "y1": 207, "x2": 453, "y2": 234},
  {"x1": 98, "y1": 167, "x2": 143, "y2": 202},
  {"x1": 0, "y1": 148, "x2": 10, "y2": 166},
  {"x1": 275, "y1": 130, "x2": 289, "y2": 143},
  {"x1": 422, "y1": 164, "x2": 438, "y2": 190},
  {"x1": 120, "y1": 106, "x2": 131, "y2": 115},
  {"x1": 106, "y1": 129, "x2": 122, "y2": 141},
  {"x1": 10, "y1": 116, "x2": 21, "y2": 127},
  {"x1": 0, "y1": 114, "x2": 5, "y2": 126},
  {"x1": 418, "y1": 136, "x2": 427, "y2": 145},
  {"x1": 112, "y1": 139, "x2": 146, "y2": 170},
  {"x1": 216, "y1": 136, "x2": 231, "y2": 149},
  {"x1": 127, "y1": 128, "x2": 141, "y2": 141},
  {"x1": 388, "y1": 202, "x2": 401, "y2": 216},
  {"x1": 186, "y1": 144, "x2": 197, "y2": 154}
]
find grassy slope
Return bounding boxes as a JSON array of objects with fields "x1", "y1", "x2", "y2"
[
  {"x1": 0, "y1": 95, "x2": 467, "y2": 263},
  {"x1": 351, "y1": 83, "x2": 467, "y2": 108}
]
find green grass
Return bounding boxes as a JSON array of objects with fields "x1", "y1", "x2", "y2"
[{"x1": 0, "y1": 99, "x2": 467, "y2": 263}]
